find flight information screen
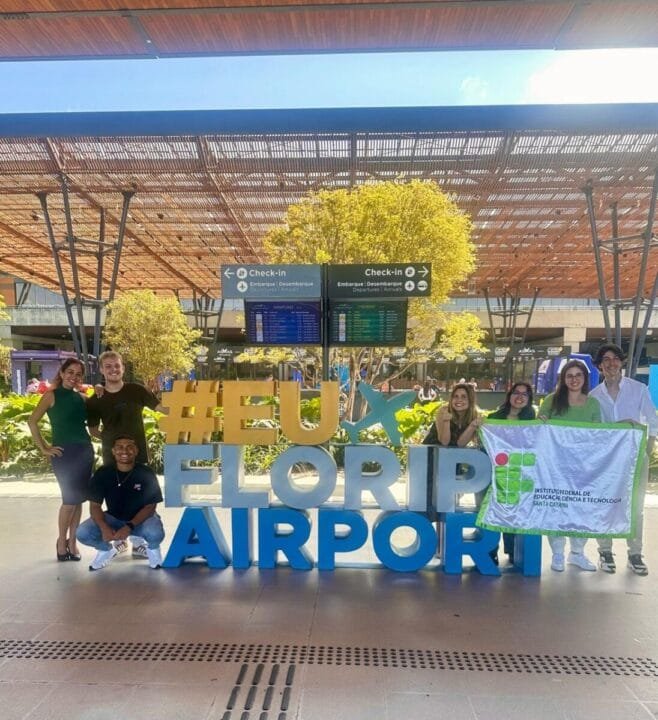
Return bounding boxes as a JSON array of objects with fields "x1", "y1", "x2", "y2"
[
  {"x1": 329, "y1": 300, "x2": 407, "y2": 346},
  {"x1": 244, "y1": 300, "x2": 322, "y2": 345}
]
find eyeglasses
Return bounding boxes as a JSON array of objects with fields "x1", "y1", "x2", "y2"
[
  {"x1": 511, "y1": 391, "x2": 529, "y2": 397},
  {"x1": 565, "y1": 372, "x2": 584, "y2": 380}
]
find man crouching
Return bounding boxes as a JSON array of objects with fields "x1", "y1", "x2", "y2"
[{"x1": 77, "y1": 434, "x2": 165, "y2": 571}]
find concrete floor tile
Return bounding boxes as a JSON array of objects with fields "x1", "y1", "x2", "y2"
[
  {"x1": 124, "y1": 683, "x2": 218, "y2": 720},
  {"x1": 0, "y1": 680, "x2": 54, "y2": 720},
  {"x1": 0, "y1": 622, "x2": 52, "y2": 641},
  {"x1": 387, "y1": 691, "x2": 476, "y2": 720},
  {"x1": 299, "y1": 685, "x2": 387, "y2": 720},
  {"x1": 0, "y1": 660, "x2": 77, "y2": 683},
  {"x1": 23, "y1": 682, "x2": 134, "y2": 720},
  {"x1": 1, "y1": 497, "x2": 658, "y2": 720},
  {"x1": 470, "y1": 694, "x2": 567, "y2": 719},
  {"x1": 557, "y1": 698, "x2": 654, "y2": 720}
]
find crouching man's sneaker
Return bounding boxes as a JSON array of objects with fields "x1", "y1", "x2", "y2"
[
  {"x1": 89, "y1": 547, "x2": 118, "y2": 572},
  {"x1": 628, "y1": 554, "x2": 648, "y2": 576},
  {"x1": 567, "y1": 552, "x2": 596, "y2": 571},
  {"x1": 598, "y1": 551, "x2": 616, "y2": 573},
  {"x1": 132, "y1": 544, "x2": 148, "y2": 559},
  {"x1": 146, "y1": 547, "x2": 162, "y2": 569}
]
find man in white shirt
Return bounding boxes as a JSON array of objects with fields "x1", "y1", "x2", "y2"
[{"x1": 590, "y1": 343, "x2": 658, "y2": 575}]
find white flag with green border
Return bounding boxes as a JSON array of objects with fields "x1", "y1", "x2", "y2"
[{"x1": 476, "y1": 420, "x2": 645, "y2": 537}]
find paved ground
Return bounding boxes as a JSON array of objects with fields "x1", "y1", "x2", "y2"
[{"x1": 1, "y1": 478, "x2": 658, "y2": 719}]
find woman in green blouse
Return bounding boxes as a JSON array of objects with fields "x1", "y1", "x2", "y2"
[
  {"x1": 28, "y1": 358, "x2": 95, "y2": 562},
  {"x1": 539, "y1": 359, "x2": 601, "y2": 573}
]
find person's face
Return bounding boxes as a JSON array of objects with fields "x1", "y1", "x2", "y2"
[
  {"x1": 451, "y1": 388, "x2": 470, "y2": 413},
  {"x1": 599, "y1": 351, "x2": 623, "y2": 382},
  {"x1": 60, "y1": 363, "x2": 84, "y2": 390},
  {"x1": 563, "y1": 366, "x2": 585, "y2": 393},
  {"x1": 101, "y1": 357, "x2": 124, "y2": 383},
  {"x1": 112, "y1": 439, "x2": 138, "y2": 467},
  {"x1": 510, "y1": 385, "x2": 530, "y2": 409}
]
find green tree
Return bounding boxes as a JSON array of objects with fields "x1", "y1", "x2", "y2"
[
  {"x1": 103, "y1": 290, "x2": 201, "y2": 389},
  {"x1": 264, "y1": 181, "x2": 484, "y2": 408},
  {"x1": 0, "y1": 294, "x2": 11, "y2": 392}
]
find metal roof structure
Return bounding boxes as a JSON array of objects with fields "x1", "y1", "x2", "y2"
[
  {"x1": 0, "y1": 104, "x2": 656, "y2": 302},
  {"x1": 1, "y1": 1, "x2": 657, "y2": 60}
]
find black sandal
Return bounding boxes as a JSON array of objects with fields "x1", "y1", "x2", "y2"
[
  {"x1": 56, "y1": 541, "x2": 70, "y2": 562},
  {"x1": 66, "y1": 543, "x2": 81, "y2": 561}
]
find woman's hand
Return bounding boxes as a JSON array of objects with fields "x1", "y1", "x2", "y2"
[
  {"x1": 437, "y1": 405, "x2": 452, "y2": 423},
  {"x1": 42, "y1": 445, "x2": 63, "y2": 458},
  {"x1": 538, "y1": 414, "x2": 549, "y2": 423},
  {"x1": 94, "y1": 384, "x2": 105, "y2": 397}
]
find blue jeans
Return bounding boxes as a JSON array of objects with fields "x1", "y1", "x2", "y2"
[{"x1": 77, "y1": 513, "x2": 165, "y2": 551}]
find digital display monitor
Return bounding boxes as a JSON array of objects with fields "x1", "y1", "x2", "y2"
[
  {"x1": 329, "y1": 300, "x2": 408, "y2": 346},
  {"x1": 244, "y1": 300, "x2": 322, "y2": 345}
]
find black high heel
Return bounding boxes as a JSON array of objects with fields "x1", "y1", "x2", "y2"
[
  {"x1": 56, "y1": 541, "x2": 70, "y2": 562},
  {"x1": 66, "y1": 543, "x2": 81, "y2": 561}
]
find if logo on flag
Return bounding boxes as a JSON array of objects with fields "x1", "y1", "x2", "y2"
[{"x1": 494, "y1": 451, "x2": 536, "y2": 505}]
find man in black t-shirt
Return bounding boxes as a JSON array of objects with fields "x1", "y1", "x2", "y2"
[
  {"x1": 76, "y1": 435, "x2": 165, "y2": 571},
  {"x1": 87, "y1": 351, "x2": 162, "y2": 466}
]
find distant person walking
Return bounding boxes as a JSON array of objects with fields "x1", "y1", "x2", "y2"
[
  {"x1": 417, "y1": 379, "x2": 438, "y2": 405},
  {"x1": 28, "y1": 358, "x2": 94, "y2": 562}
]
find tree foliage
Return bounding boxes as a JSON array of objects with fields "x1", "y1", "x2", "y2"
[
  {"x1": 0, "y1": 294, "x2": 11, "y2": 390},
  {"x1": 264, "y1": 181, "x2": 484, "y2": 400},
  {"x1": 103, "y1": 290, "x2": 201, "y2": 388},
  {"x1": 436, "y1": 312, "x2": 487, "y2": 360},
  {"x1": 265, "y1": 180, "x2": 475, "y2": 303}
]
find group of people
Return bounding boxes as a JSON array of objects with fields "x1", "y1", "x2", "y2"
[
  {"x1": 431, "y1": 343, "x2": 657, "y2": 575},
  {"x1": 27, "y1": 342, "x2": 655, "y2": 577},
  {"x1": 28, "y1": 351, "x2": 167, "y2": 572}
]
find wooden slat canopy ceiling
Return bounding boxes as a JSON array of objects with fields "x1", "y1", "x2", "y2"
[
  {"x1": 0, "y1": 104, "x2": 656, "y2": 301},
  {"x1": 0, "y1": 1, "x2": 656, "y2": 60}
]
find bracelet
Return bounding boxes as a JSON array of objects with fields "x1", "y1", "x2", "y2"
[{"x1": 126, "y1": 521, "x2": 135, "y2": 531}]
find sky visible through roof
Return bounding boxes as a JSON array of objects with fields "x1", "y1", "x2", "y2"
[{"x1": 1, "y1": 47, "x2": 657, "y2": 113}]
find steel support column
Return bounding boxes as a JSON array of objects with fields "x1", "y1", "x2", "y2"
[
  {"x1": 484, "y1": 286, "x2": 540, "y2": 387},
  {"x1": 37, "y1": 188, "x2": 134, "y2": 377},
  {"x1": 483, "y1": 286, "x2": 540, "y2": 387},
  {"x1": 584, "y1": 169, "x2": 658, "y2": 377}
]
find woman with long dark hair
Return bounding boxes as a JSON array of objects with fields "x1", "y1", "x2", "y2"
[
  {"x1": 539, "y1": 359, "x2": 601, "y2": 572},
  {"x1": 487, "y1": 381, "x2": 536, "y2": 563},
  {"x1": 28, "y1": 358, "x2": 95, "y2": 562}
]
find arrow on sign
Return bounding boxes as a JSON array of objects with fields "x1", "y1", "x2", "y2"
[
  {"x1": 418, "y1": 266, "x2": 430, "y2": 277},
  {"x1": 224, "y1": 268, "x2": 234, "y2": 278}
]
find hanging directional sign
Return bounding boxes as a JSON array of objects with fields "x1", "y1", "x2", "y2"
[
  {"x1": 327, "y1": 263, "x2": 431, "y2": 299},
  {"x1": 221, "y1": 264, "x2": 322, "y2": 299}
]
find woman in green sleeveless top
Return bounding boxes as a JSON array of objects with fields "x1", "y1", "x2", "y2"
[{"x1": 28, "y1": 358, "x2": 95, "y2": 561}]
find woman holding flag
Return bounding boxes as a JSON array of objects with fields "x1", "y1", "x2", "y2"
[
  {"x1": 539, "y1": 360, "x2": 601, "y2": 572},
  {"x1": 487, "y1": 381, "x2": 536, "y2": 564}
]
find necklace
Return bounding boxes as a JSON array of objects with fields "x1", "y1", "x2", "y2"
[{"x1": 116, "y1": 469, "x2": 134, "y2": 487}]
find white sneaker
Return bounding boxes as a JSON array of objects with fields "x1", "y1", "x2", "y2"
[
  {"x1": 132, "y1": 544, "x2": 148, "y2": 559},
  {"x1": 89, "y1": 547, "x2": 118, "y2": 572},
  {"x1": 568, "y1": 552, "x2": 597, "y2": 571},
  {"x1": 146, "y1": 547, "x2": 162, "y2": 569},
  {"x1": 113, "y1": 539, "x2": 128, "y2": 554},
  {"x1": 551, "y1": 553, "x2": 565, "y2": 571}
]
